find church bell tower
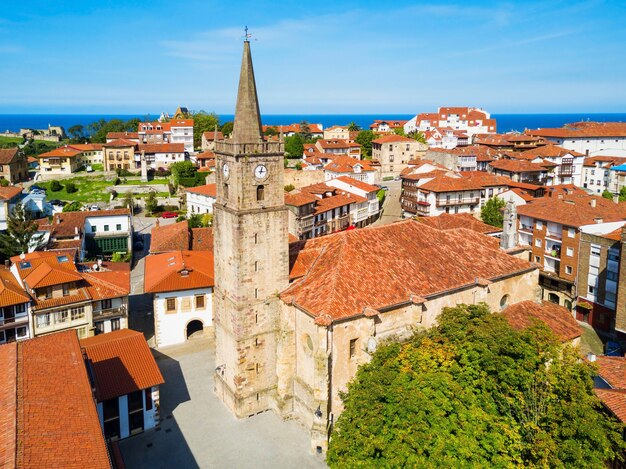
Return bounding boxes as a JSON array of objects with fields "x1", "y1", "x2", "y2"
[{"x1": 213, "y1": 38, "x2": 289, "y2": 417}]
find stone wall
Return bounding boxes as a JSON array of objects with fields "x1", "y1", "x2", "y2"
[{"x1": 284, "y1": 169, "x2": 325, "y2": 189}]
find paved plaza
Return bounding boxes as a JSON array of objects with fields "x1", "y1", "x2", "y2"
[{"x1": 119, "y1": 337, "x2": 327, "y2": 469}]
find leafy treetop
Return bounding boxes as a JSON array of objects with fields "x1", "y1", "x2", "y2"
[{"x1": 481, "y1": 195, "x2": 506, "y2": 227}]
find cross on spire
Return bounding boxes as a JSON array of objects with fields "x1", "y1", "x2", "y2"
[{"x1": 244, "y1": 25, "x2": 252, "y2": 42}]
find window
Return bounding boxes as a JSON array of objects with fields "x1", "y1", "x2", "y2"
[
  {"x1": 195, "y1": 295, "x2": 205, "y2": 309},
  {"x1": 62, "y1": 284, "x2": 70, "y2": 296},
  {"x1": 591, "y1": 245, "x2": 601, "y2": 257},
  {"x1": 567, "y1": 228, "x2": 575, "y2": 238},
  {"x1": 257, "y1": 185, "x2": 265, "y2": 201},
  {"x1": 349, "y1": 338, "x2": 358, "y2": 359},
  {"x1": 111, "y1": 318, "x2": 120, "y2": 331},
  {"x1": 565, "y1": 265, "x2": 573, "y2": 275},
  {"x1": 254, "y1": 233, "x2": 258, "y2": 244},
  {"x1": 116, "y1": 224, "x2": 122, "y2": 231},
  {"x1": 57, "y1": 311, "x2": 68, "y2": 323},
  {"x1": 589, "y1": 285, "x2": 595, "y2": 294},
  {"x1": 536, "y1": 220, "x2": 543, "y2": 229},
  {"x1": 37, "y1": 314, "x2": 50, "y2": 328},
  {"x1": 166, "y1": 298, "x2": 176, "y2": 312},
  {"x1": 103, "y1": 398, "x2": 121, "y2": 439},
  {"x1": 535, "y1": 238, "x2": 542, "y2": 247},
  {"x1": 607, "y1": 270, "x2": 618, "y2": 281},
  {"x1": 254, "y1": 261, "x2": 259, "y2": 272},
  {"x1": 566, "y1": 247, "x2": 574, "y2": 257},
  {"x1": 15, "y1": 303, "x2": 25, "y2": 314},
  {"x1": 104, "y1": 225, "x2": 110, "y2": 232},
  {"x1": 45, "y1": 287, "x2": 52, "y2": 299},
  {"x1": 500, "y1": 294, "x2": 510, "y2": 310},
  {"x1": 91, "y1": 226, "x2": 97, "y2": 233},
  {"x1": 101, "y1": 299, "x2": 112, "y2": 310},
  {"x1": 71, "y1": 307, "x2": 85, "y2": 321},
  {"x1": 564, "y1": 300, "x2": 572, "y2": 311},
  {"x1": 254, "y1": 288, "x2": 258, "y2": 299},
  {"x1": 145, "y1": 388, "x2": 153, "y2": 411},
  {"x1": 16, "y1": 327, "x2": 27, "y2": 338},
  {"x1": 95, "y1": 321, "x2": 104, "y2": 334}
]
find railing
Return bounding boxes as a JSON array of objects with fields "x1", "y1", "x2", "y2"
[
  {"x1": 545, "y1": 231, "x2": 562, "y2": 240},
  {"x1": 519, "y1": 224, "x2": 534, "y2": 233},
  {"x1": 0, "y1": 315, "x2": 28, "y2": 327},
  {"x1": 300, "y1": 218, "x2": 314, "y2": 229},
  {"x1": 545, "y1": 249, "x2": 561, "y2": 259},
  {"x1": 88, "y1": 230, "x2": 130, "y2": 238},
  {"x1": 436, "y1": 197, "x2": 479, "y2": 207},
  {"x1": 558, "y1": 165, "x2": 574, "y2": 176},
  {"x1": 401, "y1": 201, "x2": 430, "y2": 215},
  {"x1": 93, "y1": 307, "x2": 126, "y2": 319},
  {"x1": 314, "y1": 219, "x2": 327, "y2": 227}
]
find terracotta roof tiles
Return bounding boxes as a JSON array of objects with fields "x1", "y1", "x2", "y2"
[
  {"x1": 415, "y1": 213, "x2": 501, "y2": 235},
  {"x1": 0, "y1": 186, "x2": 22, "y2": 201},
  {"x1": 186, "y1": 183, "x2": 216, "y2": 197},
  {"x1": 502, "y1": 300, "x2": 582, "y2": 342},
  {"x1": 144, "y1": 250, "x2": 214, "y2": 293},
  {"x1": 80, "y1": 329, "x2": 164, "y2": 402},
  {"x1": 150, "y1": 220, "x2": 190, "y2": 253},
  {"x1": 0, "y1": 148, "x2": 20, "y2": 164},
  {"x1": 594, "y1": 389, "x2": 626, "y2": 422},
  {"x1": 596, "y1": 355, "x2": 626, "y2": 389}
]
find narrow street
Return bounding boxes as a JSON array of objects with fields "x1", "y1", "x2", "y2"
[{"x1": 373, "y1": 179, "x2": 403, "y2": 226}]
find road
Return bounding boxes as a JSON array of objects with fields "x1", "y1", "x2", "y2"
[{"x1": 373, "y1": 179, "x2": 403, "y2": 226}]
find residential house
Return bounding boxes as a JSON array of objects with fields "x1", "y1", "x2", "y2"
[
  {"x1": 425, "y1": 147, "x2": 478, "y2": 172},
  {"x1": 144, "y1": 250, "x2": 214, "y2": 347},
  {"x1": 315, "y1": 139, "x2": 361, "y2": 159},
  {"x1": 106, "y1": 131, "x2": 139, "y2": 143},
  {"x1": 404, "y1": 107, "x2": 497, "y2": 136},
  {"x1": 323, "y1": 125, "x2": 358, "y2": 140},
  {"x1": 369, "y1": 120, "x2": 408, "y2": 133},
  {"x1": 583, "y1": 155, "x2": 626, "y2": 194},
  {"x1": 262, "y1": 123, "x2": 323, "y2": 138},
  {"x1": 201, "y1": 131, "x2": 224, "y2": 151},
  {"x1": 149, "y1": 219, "x2": 213, "y2": 254},
  {"x1": 68, "y1": 143, "x2": 104, "y2": 166},
  {"x1": 0, "y1": 148, "x2": 28, "y2": 183},
  {"x1": 502, "y1": 300, "x2": 582, "y2": 346},
  {"x1": 37, "y1": 146, "x2": 83, "y2": 174},
  {"x1": 415, "y1": 212, "x2": 503, "y2": 237},
  {"x1": 488, "y1": 158, "x2": 554, "y2": 185},
  {"x1": 457, "y1": 171, "x2": 512, "y2": 208},
  {"x1": 325, "y1": 176, "x2": 380, "y2": 226},
  {"x1": 593, "y1": 355, "x2": 626, "y2": 433},
  {"x1": 323, "y1": 155, "x2": 377, "y2": 184},
  {"x1": 186, "y1": 183, "x2": 216, "y2": 216},
  {"x1": 0, "y1": 267, "x2": 32, "y2": 344},
  {"x1": 372, "y1": 135, "x2": 427, "y2": 178},
  {"x1": 0, "y1": 186, "x2": 24, "y2": 231},
  {"x1": 138, "y1": 119, "x2": 194, "y2": 152},
  {"x1": 196, "y1": 150, "x2": 216, "y2": 171},
  {"x1": 83, "y1": 264, "x2": 131, "y2": 335},
  {"x1": 517, "y1": 194, "x2": 626, "y2": 309},
  {"x1": 285, "y1": 183, "x2": 369, "y2": 239},
  {"x1": 81, "y1": 329, "x2": 164, "y2": 440},
  {"x1": 135, "y1": 143, "x2": 187, "y2": 170},
  {"x1": 527, "y1": 121, "x2": 626, "y2": 157},
  {"x1": 103, "y1": 139, "x2": 137, "y2": 171},
  {"x1": 510, "y1": 145, "x2": 585, "y2": 186},
  {"x1": 0, "y1": 330, "x2": 112, "y2": 468},
  {"x1": 474, "y1": 133, "x2": 548, "y2": 152}
]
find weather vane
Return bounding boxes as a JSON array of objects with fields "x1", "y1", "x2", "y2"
[{"x1": 243, "y1": 25, "x2": 256, "y2": 42}]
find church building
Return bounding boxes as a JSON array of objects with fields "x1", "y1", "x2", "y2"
[{"x1": 213, "y1": 39, "x2": 541, "y2": 453}]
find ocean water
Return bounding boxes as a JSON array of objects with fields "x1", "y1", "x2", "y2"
[{"x1": 1, "y1": 113, "x2": 626, "y2": 135}]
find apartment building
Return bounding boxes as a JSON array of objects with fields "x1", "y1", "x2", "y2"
[
  {"x1": 515, "y1": 145, "x2": 585, "y2": 186},
  {"x1": 103, "y1": 139, "x2": 137, "y2": 171},
  {"x1": 0, "y1": 267, "x2": 32, "y2": 344},
  {"x1": 425, "y1": 147, "x2": 478, "y2": 172},
  {"x1": 576, "y1": 224, "x2": 626, "y2": 333},
  {"x1": 369, "y1": 119, "x2": 408, "y2": 133},
  {"x1": 138, "y1": 119, "x2": 194, "y2": 152},
  {"x1": 517, "y1": 194, "x2": 626, "y2": 309},
  {"x1": 68, "y1": 143, "x2": 104, "y2": 166},
  {"x1": 404, "y1": 107, "x2": 496, "y2": 136},
  {"x1": 37, "y1": 146, "x2": 84, "y2": 174},
  {"x1": 325, "y1": 176, "x2": 380, "y2": 226},
  {"x1": 186, "y1": 183, "x2": 216, "y2": 216},
  {"x1": 0, "y1": 148, "x2": 28, "y2": 183},
  {"x1": 136, "y1": 143, "x2": 187, "y2": 169},
  {"x1": 323, "y1": 155, "x2": 377, "y2": 184},
  {"x1": 528, "y1": 121, "x2": 626, "y2": 156},
  {"x1": 315, "y1": 139, "x2": 361, "y2": 159},
  {"x1": 323, "y1": 126, "x2": 357, "y2": 140},
  {"x1": 372, "y1": 135, "x2": 427, "y2": 178},
  {"x1": 583, "y1": 156, "x2": 626, "y2": 194},
  {"x1": 488, "y1": 158, "x2": 554, "y2": 185}
]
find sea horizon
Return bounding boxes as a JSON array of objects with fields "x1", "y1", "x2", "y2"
[{"x1": 1, "y1": 112, "x2": 626, "y2": 135}]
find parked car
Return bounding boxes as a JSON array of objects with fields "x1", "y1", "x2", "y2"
[
  {"x1": 379, "y1": 185, "x2": 389, "y2": 191},
  {"x1": 30, "y1": 185, "x2": 45, "y2": 192},
  {"x1": 161, "y1": 211, "x2": 177, "y2": 219},
  {"x1": 89, "y1": 205, "x2": 100, "y2": 211},
  {"x1": 48, "y1": 199, "x2": 66, "y2": 206},
  {"x1": 86, "y1": 165, "x2": 93, "y2": 172}
]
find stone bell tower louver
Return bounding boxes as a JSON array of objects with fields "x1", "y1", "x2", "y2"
[{"x1": 213, "y1": 39, "x2": 289, "y2": 417}]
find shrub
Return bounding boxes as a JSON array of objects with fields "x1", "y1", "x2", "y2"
[
  {"x1": 0, "y1": 179, "x2": 9, "y2": 187},
  {"x1": 168, "y1": 183, "x2": 176, "y2": 195},
  {"x1": 50, "y1": 180, "x2": 63, "y2": 192},
  {"x1": 295, "y1": 163, "x2": 302, "y2": 171},
  {"x1": 62, "y1": 201, "x2": 82, "y2": 212},
  {"x1": 284, "y1": 184, "x2": 295, "y2": 192},
  {"x1": 114, "y1": 177, "x2": 121, "y2": 185},
  {"x1": 111, "y1": 252, "x2": 131, "y2": 263},
  {"x1": 65, "y1": 182, "x2": 77, "y2": 193},
  {"x1": 156, "y1": 167, "x2": 171, "y2": 177},
  {"x1": 178, "y1": 177, "x2": 197, "y2": 187},
  {"x1": 162, "y1": 204, "x2": 178, "y2": 212}
]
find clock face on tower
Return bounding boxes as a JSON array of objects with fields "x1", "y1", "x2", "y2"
[
  {"x1": 254, "y1": 164, "x2": 268, "y2": 181},
  {"x1": 222, "y1": 163, "x2": 230, "y2": 180}
]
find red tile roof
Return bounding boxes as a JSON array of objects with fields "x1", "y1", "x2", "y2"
[
  {"x1": 519, "y1": 144, "x2": 583, "y2": 159},
  {"x1": 594, "y1": 389, "x2": 626, "y2": 422},
  {"x1": 11, "y1": 251, "x2": 83, "y2": 289},
  {"x1": 150, "y1": 220, "x2": 190, "y2": 253},
  {"x1": 415, "y1": 213, "x2": 501, "y2": 235},
  {"x1": 80, "y1": 329, "x2": 164, "y2": 402},
  {"x1": 103, "y1": 139, "x2": 137, "y2": 148},
  {"x1": 67, "y1": 143, "x2": 103, "y2": 151},
  {"x1": 489, "y1": 159, "x2": 549, "y2": 173},
  {"x1": 284, "y1": 191, "x2": 318, "y2": 207},
  {"x1": 528, "y1": 122, "x2": 626, "y2": 138},
  {"x1": 144, "y1": 250, "x2": 214, "y2": 293},
  {"x1": 324, "y1": 155, "x2": 375, "y2": 173},
  {"x1": 502, "y1": 300, "x2": 582, "y2": 342},
  {"x1": 49, "y1": 209, "x2": 130, "y2": 238},
  {"x1": 138, "y1": 143, "x2": 185, "y2": 154},
  {"x1": 458, "y1": 171, "x2": 513, "y2": 188},
  {"x1": 596, "y1": 355, "x2": 626, "y2": 389},
  {"x1": 0, "y1": 148, "x2": 20, "y2": 164},
  {"x1": 7, "y1": 331, "x2": 111, "y2": 468},
  {"x1": 0, "y1": 186, "x2": 22, "y2": 201},
  {"x1": 83, "y1": 269, "x2": 131, "y2": 301},
  {"x1": 190, "y1": 227, "x2": 214, "y2": 251},
  {"x1": 186, "y1": 183, "x2": 216, "y2": 197},
  {"x1": 282, "y1": 220, "x2": 536, "y2": 322},
  {"x1": 333, "y1": 175, "x2": 379, "y2": 193},
  {"x1": 37, "y1": 146, "x2": 82, "y2": 158},
  {"x1": 106, "y1": 131, "x2": 139, "y2": 139},
  {"x1": 418, "y1": 173, "x2": 482, "y2": 192},
  {"x1": 0, "y1": 341, "x2": 16, "y2": 469},
  {"x1": 517, "y1": 194, "x2": 626, "y2": 227},
  {"x1": 583, "y1": 155, "x2": 626, "y2": 168},
  {"x1": 202, "y1": 131, "x2": 224, "y2": 141},
  {"x1": 372, "y1": 135, "x2": 415, "y2": 144}
]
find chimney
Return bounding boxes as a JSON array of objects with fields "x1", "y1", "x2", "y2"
[
  {"x1": 587, "y1": 352, "x2": 596, "y2": 362},
  {"x1": 74, "y1": 226, "x2": 79, "y2": 235},
  {"x1": 590, "y1": 198, "x2": 596, "y2": 208},
  {"x1": 4, "y1": 259, "x2": 9, "y2": 268}
]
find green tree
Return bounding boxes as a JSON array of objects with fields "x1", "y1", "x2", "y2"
[
  {"x1": 298, "y1": 121, "x2": 311, "y2": 141},
  {"x1": 62, "y1": 201, "x2": 82, "y2": 212},
  {"x1": 347, "y1": 122, "x2": 360, "y2": 132},
  {"x1": 68, "y1": 124, "x2": 86, "y2": 143},
  {"x1": 88, "y1": 118, "x2": 140, "y2": 143},
  {"x1": 0, "y1": 204, "x2": 43, "y2": 256},
  {"x1": 328, "y1": 304, "x2": 624, "y2": 468},
  {"x1": 481, "y1": 196, "x2": 506, "y2": 227},
  {"x1": 410, "y1": 130, "x2": 427, "y2": 144},
  {"x1": 50, "y1": 180, "x2": 63, "y2": 192},
  {"x1": 65, "y1": 182, "x2": 77, "y2": 193},
  {"x1": 122, "y1": 191, "x2": 134, "y2": 210},
  {"x1": 220, "y1": 121, "x2": 233, "y2": 137},
  {"x1": 192, "y1": 111, "x2": 220, "y2": 149},
  {"x1": 619, "y1": 187, "x2": 626, "y2": 202},
  {"x1": 393, "y1": 127, "x2": 406, "y2": 137},
  {"x1": 145, "y1": 191, "x2": 158, "y2": 214},
  {"x1": 264, "y1": 126, "x2": 278, "y2": 137},
  {"x1": 602, "y1": 189, "x2": 614, "y2": 200},
  {"x1": 201, "y1": 213, "x2": 213, "y2": 227},
  {"x1": 284, "y1": 184, "x2": 295, "y2": 192},
  {"x1": 0, "y1": 179, "x2": 9, "y2": 187},
  {"x1": 284, "y1": 134, "x2": 304, "y2": 158},
  {"x1": 187, "y1": 214, "x2": 203, "y2": 228},
  {"x1": 355, "y1": 130, "x2": 376, "y2": 159}
]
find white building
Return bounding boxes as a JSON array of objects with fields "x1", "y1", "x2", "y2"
[
  {"x1": 169, "y1": 119, "x2": 194, "y2": 152},
  {"x1": 0, "y1": 267, "x2": 32, "y2": 344},
  {"x1": 81, "y1": 329, "x2": 164, "y2": 440},
  {"x1": 324, "y1": 155, "x2": 377, "y2": 184},
  {"x1": 186, "y1": 184, "x2": 216, "y2": 217},
  {"x1": 0, "y1": 186, "x2": 24, "y2": 231},
  {"x1": 138, "y1": 119, "x2": 194, "y2": 153},
  {"x1": 144, "y1": 251, "x2": 214, "y2": 348},
  {"x1": 135, "y1": 143, "x2": 187, "y2": 170},
  {"x1": 326, "y1": 176, "x2": 380, "y2": 225},
  {"x1": 404, "y1": 107, "x2": 497, "y2": 136},
  {"x1": 528, "y1": 122, "x2": 626, "y2": 157}
]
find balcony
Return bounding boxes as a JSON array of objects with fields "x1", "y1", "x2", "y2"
[
  {"x1": 93, "y1": 306, "x2": 126, "y2": 320},
  {"x1": 558, "y1": 165, "x2": 574, "y2": 176},
  {"x1": 544, "y1": 248, "x2": 561, "y2": 260},
  {"x1": 436, "y1": 197, "x2": 480, "y2": 207},
  {"x1": 519, "y1": 224, "x2": 534, "y2": 234},
  {"x1": 401, "y1": 200, "x2": 429, "y2": 215},
  {"x1": 0, "y1": 314, "x2": 28, "y2": 329},
  {"x1": 314, "y1": 219, "x2": 327, "y2": 227}
]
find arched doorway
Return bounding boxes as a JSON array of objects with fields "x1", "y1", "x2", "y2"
[{"x1": 186, "y1": 320, "x2": 204, "y2": 340}]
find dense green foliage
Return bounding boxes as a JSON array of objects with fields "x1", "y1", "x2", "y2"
[
  {"x1": 88, "y1": 118, "x2": 140, "y2": 143},
  {"x1": 192, "y1": 111, "x2": 220, "y2": 149},
  {"x1": 220, "y1": 121, "x2": 233, "y2": 137},
  {"x1": 284, "y1": 134, "x2": 304, "y2": 158},
  {"x1": 111, "y1": 251, "x2": 131, "y2": 262},
  {"x1": 620, "y1": 187, "x2": 626, "y2": 202},
  {"x1": 62, "y1": 201, "x2": 82, "y2": 212},
  {"x1": 603, "y1": 189, "x2": 614, "y2": 200},
  {"x1": 328, "y1": 304, "x2": 624, "y2": 468},
  {"x1": 50, "y1": 180, "x2": 63, "y2": 192},
  {"x1": 481, "y1": 196, "x2": 506, "y2": 227},
  {"x1": 0, "y1": 179, "x2": 9, "y2": 187},
  {"x1": 65, "y1": 182, "x2": 77, "y2": 193},
  {"x1": 0, "y1": 204, "x2": 44, "y2": 257},
  {"x1": 347, "y1": 122, "x2": 360, "y2": 132},
  {"x1": 284, "y1": 184, "x2": 295, "y2": 192},
  {"x1": 22, "y1": 140, "x2": 59, "y2": 157},
  {"x1": 355, "y1": 130, "x2": 376, "y2": 159},
  {"x1": 145, "y1": 191, "x2": 158, "y2": 214}
]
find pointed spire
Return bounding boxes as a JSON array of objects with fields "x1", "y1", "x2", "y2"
[{"x1": 231, "y1": 40, "x2": 263, "y2": 143}]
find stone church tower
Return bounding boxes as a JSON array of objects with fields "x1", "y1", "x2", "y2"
[{"x1": 213, "y1": 39, "x2": 289, "y2": 417}]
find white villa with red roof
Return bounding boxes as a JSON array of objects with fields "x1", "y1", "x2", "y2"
[
  {"x1": 185, "y1": 183, "x2": 216, "y2": 217},
  {"x1": 404, "y1": 106, "x2": 497, "y2": 136}
]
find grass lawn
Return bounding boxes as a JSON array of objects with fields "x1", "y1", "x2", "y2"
[
  {"x1": 0, "y1": 136, "x2": 23, "y2": 146},
  {"x1": 118, "y1": 178, "x2": 169, "y2": 185},
  {"x1": 39, "y1": 176, "x2": 114, "y2": 203}
]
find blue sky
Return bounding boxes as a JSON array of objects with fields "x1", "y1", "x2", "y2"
[{"x1": 0, "y1": 0, "x2": 624, "y2": 114}]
